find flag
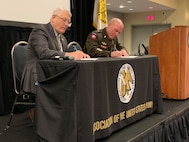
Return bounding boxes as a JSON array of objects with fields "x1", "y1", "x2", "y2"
[{"x1": 93, "y1": 0, "x2": 108, "y2": 30}]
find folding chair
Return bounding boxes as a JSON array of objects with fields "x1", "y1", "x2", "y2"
[
  {"x1": 67, "y1": 41, "x2": 82, "y2": 51},
  {"x1": 5, "y1": 41, "x2": 35, "y2": 130}
]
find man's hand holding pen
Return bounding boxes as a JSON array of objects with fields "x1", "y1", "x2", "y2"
[{"x1": 111, "y1": 49, "x2": 129, "y2": 57}]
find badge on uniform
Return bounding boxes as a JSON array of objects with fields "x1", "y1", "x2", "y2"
[
  {"x1": 100, "y1": 41, "x2": 107, "y2": 49},
  {"x1": 91, "y1": 32, "x2": 97, "y2": 40}
]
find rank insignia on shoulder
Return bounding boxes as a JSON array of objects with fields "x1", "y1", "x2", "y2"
[{"x1": 91, "y1": 32, "x2": 97, "y2": 40}]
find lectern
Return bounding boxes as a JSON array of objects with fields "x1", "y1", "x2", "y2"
[{"x1": 149, "y1": 26, "x2": 189, "y2": 100}]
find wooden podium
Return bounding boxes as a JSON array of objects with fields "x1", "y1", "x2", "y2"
[{"x1": 149, "y1": 26, "x2": 189, "y2": 100}]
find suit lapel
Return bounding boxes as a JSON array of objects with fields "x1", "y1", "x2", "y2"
[{"x1": 47, "y1": 23, "x2": 60, "y2": 51}]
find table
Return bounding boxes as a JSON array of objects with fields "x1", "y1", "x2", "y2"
[{"x1": 35, "y1": 55, "x2": 163, "y2": 142}]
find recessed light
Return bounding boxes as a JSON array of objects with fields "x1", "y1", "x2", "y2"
[
  {"x1": 106, "y1": 3, "x2": 111, "y2": 6},
  {"x1": 127, "y1": 0, "x2": 132, "y2": 4},
  {"x1": 119, "y1": 5, "x2": 125, "y2": 8},
  {"x1": 148, "y1": 6, "x2": 154, "y2": 9},
  {"x1": 129, "y1": 8, "x2": 133, "y2": 11}
]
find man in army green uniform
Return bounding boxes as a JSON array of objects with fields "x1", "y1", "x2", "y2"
[{"x1": 84, "y1": 18, "x2": 129, "y2": 58}]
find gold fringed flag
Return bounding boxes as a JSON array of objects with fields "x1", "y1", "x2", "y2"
[{"x1": 93, "y1": 0, "x2": 108, "y2": 30}]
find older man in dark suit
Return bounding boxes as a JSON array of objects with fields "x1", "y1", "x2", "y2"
[
  {"x1": 21, "y1": 8, "x2": 90, "y2": 96},
  {"x1": 21, "y1": 8, "x2": 90, "y2": 122}
]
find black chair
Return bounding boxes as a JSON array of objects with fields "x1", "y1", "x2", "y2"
[
  {"x1": 67, "y1": 41, "x2": 82, "y2": 52},
  {"x1": 5, "y1": 41, "x2": 35, "y2": 130}
]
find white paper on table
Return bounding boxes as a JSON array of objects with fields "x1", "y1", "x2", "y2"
[
  {"x1": 120, "y1": 56, "x2": 138, "y2": 58},
  {"x1": 81, "y1": 58, "x2": 99, "y2": 61}
]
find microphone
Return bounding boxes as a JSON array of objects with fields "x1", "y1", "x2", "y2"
[
  {"x1": 141, "y1": 44, "x2": 148, "y2": 55},
  {"x1": 138, "y1": 44, "x2": 148, "y2": 56},
  {"x1": 52, "y1": 56, "x2": 74, "y2": 60},
  {"x1": 62, "y1": 56, "x2": 74, "y2": 60}
]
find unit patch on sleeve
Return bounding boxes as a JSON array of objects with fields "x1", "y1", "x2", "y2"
[{"x1": 91, "y1": 32, "x2": 97, "y2": 40}]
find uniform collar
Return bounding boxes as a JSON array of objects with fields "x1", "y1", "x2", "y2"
[{"x1": 100, "y1": 28, "x2": 108, "y2": 39}]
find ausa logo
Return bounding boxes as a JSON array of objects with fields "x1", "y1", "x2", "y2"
[{"x1": 117, "y1": 63, "x2": 135, "y2": 103}]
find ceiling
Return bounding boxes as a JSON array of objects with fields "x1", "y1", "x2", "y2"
[{"x1": 106, "y1": 0, "x2": 175, "y2": 13}]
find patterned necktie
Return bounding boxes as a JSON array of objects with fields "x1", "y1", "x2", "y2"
[{"x1": 56, "y1": 34, "x2": 63, "y2": 52}]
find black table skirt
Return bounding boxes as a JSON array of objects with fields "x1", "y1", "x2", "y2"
[{"x1": 35, "y1": 56, "x2": 163, "y2": 142}]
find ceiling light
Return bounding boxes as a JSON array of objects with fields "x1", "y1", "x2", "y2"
[
  {"x1": 127, "y1": 0, "x2": 132, "y2": 4},
  {"x1": 148, "y1": 6, "x2": 154, "y2": 9},
  {"x1": 119, "y1": 5, "x2": 125, "y2": 8},
  {"x1": 129, "y1": 8, "x2": 133, "y2": 11},
  {"x1": 106, "y1": 3, "x2": 111, "y2": 6}
]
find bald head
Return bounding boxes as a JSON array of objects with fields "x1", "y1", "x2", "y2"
[
  {"x1": 108, "y1": 18, "x2": 124, "y2": 28},
  {"x1": 106, "y1": 18, "x2": 124, "y2": 39}
]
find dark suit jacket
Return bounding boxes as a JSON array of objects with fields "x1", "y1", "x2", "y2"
[{"x1": 21, "y1": 23, "x2": 68, "y2": 94}]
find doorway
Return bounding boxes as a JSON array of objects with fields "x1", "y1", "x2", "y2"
[{"x1": 131, "y1": 24, "x2": 171, "y2": 55}]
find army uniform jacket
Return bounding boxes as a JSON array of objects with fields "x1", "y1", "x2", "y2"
[{"x1": 84, "y1": 28, "x2": 125, "y2": 57}]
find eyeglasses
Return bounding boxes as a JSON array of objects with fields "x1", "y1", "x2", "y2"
[{"x1": 56, "y1": 15, "x2": 72, "y2": 27}]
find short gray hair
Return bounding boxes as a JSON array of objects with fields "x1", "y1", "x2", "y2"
[{"x1": 52, "y1": 8, "x2": 72, "y2": 17}]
